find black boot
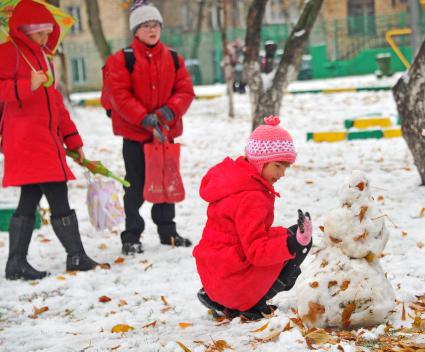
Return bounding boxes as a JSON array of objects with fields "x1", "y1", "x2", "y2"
[
  {"x1": 122, "y1": 242, "x2": 144, "y2": 255},
  {"x1": 240, "y1": 298, "x2": 277, "y2": 321},
  {"x1": 51, "y1": 210, "x2": 100, "y2": 271},
  {"x1": 5, "y1": 215, "x2": 49, "y2": 280},
  {"x1": 159, "y1": 233, "x2": 192, "y2": 247},
  {"x1": 197, "y1": 288, "x2": 239, "y2": 319}
]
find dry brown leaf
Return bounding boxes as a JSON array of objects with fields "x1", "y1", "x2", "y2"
[
  {"x1": 340, "y1": 281, "x2": 350, "y2": 291},
  {"x1": 178, "y1": 322, "x2": 193, "y2": 329},
  {"x1": 111, "y1": 324, "x2": 134, "y2": 333},
  {"x1": 341, "y1": 302, "x2": 356, "y2": 328},
  {"x1": 328, "y1": 281, "x2": 338, "y2": 288},
  {"x1": 255, "y1": 329, "x2": 283, "y2": 343},
  {"x1": 401, "y1": 231, "x2": 408, "y2": 237},
  {"x1": 161, "y1": 296, "x2": 169, "y2": 306},
  {"x1": 114, "y1": 257, "x2": 125, "y2": 264},
  {"x1": 250, "y1": 322, "x2": 269, "y2": 333},
  {"x1": 212, "y1": 339, "x2": 232, "y2": 351},
  {"x1": 342, "y1": 202, "x2": 352, "y2": 208},
  {"x1": 118, "y1": 299, "x2": 128, "y2": 307},
  {"x1": 402, "y1": 303, "x2": 406, "y2": 321},
  {"x1": 99, "y1": 263, "x2": 111, "y2": 270},
  {"x1": 176, "y1": 341, "x2": 192, "y2": 352},
  {"x1": 377, "y1": 195, "x2": 385, "y2": 202},
  {"x1": 358, "y1": 206, "x2": 368, "y2": 222},
  {"x1": 305, "y1": 328, "x2": 337, "y2": 347},
  {"x1": 329, "y1": 236, "x2": 342, "y2": 244},
  {"x1": 142, "y1": 320, "x2": 157, "y2": 328},
  {"x1": 310, "y1": 281, "x2": 319, "y2": 288},
  {"x1": 111, "y1": 346, "x2": 121, "y2": 351},
  {"x1": 353, "y1": 230, "x2": 369, "y2": 241},
  {"x1": 144, "y1": 263, "x2": 153, "y2": 271},
  {"x1": 161, "y1": 306, "x2": 173, "y2": 313},
  {"x1": 29, "y1": 306, "x2": 49, "y2": 319},
  {"x1": 356, "y1": 182, "x2": 365, "y2": 191},
  {"x1": 303, "y1": 302, "x2": 325, "y2": 324},
  {"x1": 283, "y1": 321, "x2": 292, "y2": 332},
  {"x1": 289, "y1": 317, "x2": 305, "y2": 330},
  {"x1": 417, "y1": 241, "x2": 424, "y2": 249},
  {"x1": 412, "y1": 315, "x2": 425, "y2": 330},
  {"x1": 99, "y1": 295, "x2": 112, "y2": 303},
  {"x1": 319, "y1": 226, "x2": 325, "y2": 233},
  {"x1": 98, "y1": 243, "x2": 108, "y2": 250},
  {"x1": 365, "y1": 252, "x2": 375, "y2": 263},
  {"x1": 320, "y1": 259, "x2": 329, "y2": 268},
  {"x1": 419, "y1": 208, "x2": 425, "y2": 218}
]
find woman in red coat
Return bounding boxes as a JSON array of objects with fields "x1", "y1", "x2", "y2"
[
  {"x1": 0, "y1": 0, "x2": 103, "y2": 280},
  {"x1": 193, "y1": 116, "x2": 313, "y2": 320},
  {"x1": 105, "y1": 0, "x2": 195, "y2": 255}
]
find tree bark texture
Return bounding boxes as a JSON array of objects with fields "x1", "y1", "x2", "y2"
[
  {"x1": 218, "y1": 0, "x2": 235, "y2": 118},
  {"x1": 191, "y1": 0, "x2": 207, "y2": 60},
  {"x1": 244, "y1": 0, "x2": 323, "y2": 130},
  {"x1": 393, "y1": 40, "x2": 425, "y2": 185},
  {"x1": 84, "y1": 0, "x2": 111, "y2": 63}
]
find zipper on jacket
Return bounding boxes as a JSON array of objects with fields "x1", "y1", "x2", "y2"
[{"x1": 30, "y1": 48, "x2": 68, "y2": 181}]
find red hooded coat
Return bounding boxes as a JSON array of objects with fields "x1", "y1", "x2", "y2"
[
  {"x1": 0, "y1": 0, "x2": 82, "y2": 187},
  {"x1": 106, "y1": 37, "x2": 195, "y2": 142},
  {"x1": 193, "y1": 157, "x2": 295, "y2": 311}
]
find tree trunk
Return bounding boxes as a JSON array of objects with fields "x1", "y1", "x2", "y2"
[
  {"x1": 244, "y1": 0, "x2": 323, "y2": 130},
  {"x1": 84, "y1": 0, "x2": 111, "y2": 63},
  {"x1": 217, "y1": 0, "x2": 235, "y2": 118},
  {"x1": 393, "y1": 40, "x2": 425, "y2": 185},
  {"x1": 190, "y1": 0, "x2": 207, "y2": 60}
]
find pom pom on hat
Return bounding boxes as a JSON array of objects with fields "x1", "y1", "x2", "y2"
[
  {"x1": 246, "y1": 115, "x2": 297, "y2": 173},
  {"x1": 129, "y1": 0, "x2": 163, "y2": 33}
]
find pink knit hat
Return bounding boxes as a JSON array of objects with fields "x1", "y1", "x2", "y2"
[
  {"x1": 246, "y1": 116, "x2": 297, "y2": 173},
  {"x1": 20, "y1": 23, "x2": 54, "y2": 35}
]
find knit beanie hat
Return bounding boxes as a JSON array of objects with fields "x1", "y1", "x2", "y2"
[
  {"x1": 129, "y1": 0, "x2": 163, "y2": 34},
  {"x1": 246, "y1": 116, "x2": 297, "y2": 174},
  {"x1": 20, "y1": 23, "x2": 54, "y2": 35}
]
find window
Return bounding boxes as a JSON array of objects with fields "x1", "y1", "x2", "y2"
[
  {"x1": 347, "y1": 0, "x2": 376, "y2": 36},
  {"x1": 67, "y1": 6, "x2": 82, "y2": 34},
  {"x1": 71, "y1": 57, "x2": 86, "y2": 84}
]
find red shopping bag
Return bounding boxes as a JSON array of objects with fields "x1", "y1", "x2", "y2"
[{"x1": 143, "y1": 135, "x2": 185, "y2": 203}]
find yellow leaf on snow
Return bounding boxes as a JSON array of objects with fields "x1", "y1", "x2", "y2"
[
  {"x1": 118, "y1": 299, "x2": 128, "y2": 307},
  {"x1": 178, "y1": 322, "x2": 193, "y2": 329},
  {"x1": 305, "y1": 328, "x2": 337, "y2": 346},
  {"x1": 111, "y1": 324, "x2": 134, "y2": 333},
  {"x1": 250, "y1": 322, "x2": 269, "y2": 333},
  {"x1": 176, "y1": 341, "x2": 192, "y2": 352},
  {"x1": 29, "y1": 306, "x2": 49, "y2": 319},
  {"x1": 142, "y1": 320, "x2": 157, "y2": 329},
  {"x1": 419, "y1": 208, "x2": 425, "y2": 218},
  {"x1": 56, "y1": 276, "x2": 66, "y2": 280},
  {"x1": 213, "y1": 339, "x2": 232, "y2": 350},
  {"x1": 98, "y1": 243, "x2": 108, "y2": 250}
]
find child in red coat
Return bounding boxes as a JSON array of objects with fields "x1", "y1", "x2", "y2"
[
  {"x1": 0, "y1": 0, "x2": 105, "y2": 280},
  {"x1": 193, "y1": 116, "x2": 312, "y2": 320}
]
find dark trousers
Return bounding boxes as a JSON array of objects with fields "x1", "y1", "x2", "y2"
[
  {"x1": 15, "y1": 182, "x2": 71, "y2": 218},
  {"x1": 262, "y1": 225, "x2": 312, "y2": 302},
  {"x1": 121, "y1": 138, "x2": 177, "y2": 244}
]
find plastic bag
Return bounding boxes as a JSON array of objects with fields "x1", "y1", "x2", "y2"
[
  {"x1": 86, "y1": 176, "x2": 125, "y2": 231},
  {"x1": 144, "y1": 139, "x2": 185, "y2": 203}
]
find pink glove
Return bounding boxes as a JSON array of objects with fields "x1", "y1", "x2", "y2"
[{"x1": 296, "y1": 209, "x2": 312, "y2": 246}]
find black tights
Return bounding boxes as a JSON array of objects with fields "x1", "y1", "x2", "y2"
[{"x1": 15, "y1": 182, "x2": 71, "y2": 218}]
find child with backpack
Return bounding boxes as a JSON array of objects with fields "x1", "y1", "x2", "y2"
[
  {"x1": 0, "y1": 0, "x2": 105, "y2": 280},
  {"x1": 102, "y1": 0, "x2": 195, "y2": 255},
  {"x1": 193, "y1": 116, "x2": 313, "y2": 320}
]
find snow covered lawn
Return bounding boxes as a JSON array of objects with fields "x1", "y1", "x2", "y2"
[{"x1": 0, "y1": 75, "x2": 424, "y2": 351}]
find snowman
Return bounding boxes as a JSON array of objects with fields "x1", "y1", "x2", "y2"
[{"x1": 296, "y1": 171, "x2": 396, "y2": 329}]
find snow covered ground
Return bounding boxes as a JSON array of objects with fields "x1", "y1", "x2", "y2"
[{"x1": 0, "y1": 74, "x2": 424, "y2": 351}]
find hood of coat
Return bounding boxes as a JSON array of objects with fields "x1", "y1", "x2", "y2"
[
  {"x1": 200, "y1": 156, "x2": 279, "y2": 203},
  {"x1": 8, "y1": 0, "x2": 60, "y2": 54}
]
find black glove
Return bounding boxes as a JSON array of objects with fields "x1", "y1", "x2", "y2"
[
  {"x1": 156, "y1": 105, "x2": 174, "y2": 123},
  {"x1": 142, "y1": 113, "x2": 165, "y2": 143}
]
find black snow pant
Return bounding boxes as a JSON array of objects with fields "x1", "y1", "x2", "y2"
[
  {"x1": 15, "y1": 182, "x2": 72, "y2": 218},
  {"x1": 261, "y1": 224, "x2": 312, "y2": 302},
  {"x1": 121, "y1": 138, "x2": 177, "y2": 244}
]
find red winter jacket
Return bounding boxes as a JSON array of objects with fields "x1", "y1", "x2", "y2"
[
  {"x1": 0, "y1": 0, "x2": 82, "y2": 187},
  {"x1": 193, "y1": 157, "x2": 295, "y2": 311},
  {"x1": 107, "y1": 38, "x2": 195, "y2": 142}
]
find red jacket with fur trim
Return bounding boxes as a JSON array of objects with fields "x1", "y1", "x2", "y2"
[
  {"x1": 0, "y1": 0, "x2": 82, "y2": 187},
  {"x1": 106, "y1": 38, "x2": 195, "y2": 142},
  {"x1": 193, "y1": 157, "x2": 295, "y2": 311}
]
